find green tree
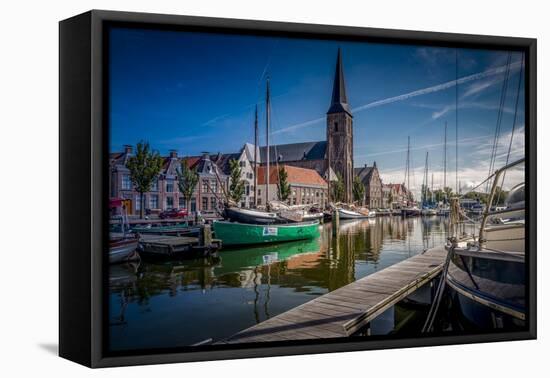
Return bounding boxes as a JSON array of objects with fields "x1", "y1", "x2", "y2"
[
  {"x1": 125, "y1": 141, "x2": 164, "y2": 219},
  {"x1": 228, "y1": 159, "x2": 245, "y2": 203},
  {"x1": 177, "y1": 158, "x2": 199, "y2": 211},
  {"x1": 332, "y1": 173, "x2": 345, "y2": 203},
  {"x1": 277, "y1": 166, "x2": 291, "y2": 202},
  {"x1": 352, "y1": 176, "x2": 365, "y2": 205},
  {"x1": 387, "y1": 191, "x2": 394, "y2": 208}
]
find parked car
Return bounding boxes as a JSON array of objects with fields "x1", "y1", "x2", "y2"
[{"x1": 159, "y1": 208, "x2": 188, "y2": 219}]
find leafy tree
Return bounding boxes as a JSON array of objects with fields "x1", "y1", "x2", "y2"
[
  {"x1": 352, "y1": 176, "x2": 365, "y2": 205},
  {"x1": 331, "y1": 173, "x2": 345, "y2": 203},
  {"x1": 228, "y1": 159, "x2": 245, "y2": 203},
  {"x1": 387, "y1": 191, "x2": 394, "y2": 208},
  {"x1": 177, "y1": 158, "x2": 199, "y2": 211},
  {"x1": 125, "y1": 141, "x2": 164, "y2": 219},
  {"x1": 277, "y1": 166, "x2": 291, "y2": 202}
]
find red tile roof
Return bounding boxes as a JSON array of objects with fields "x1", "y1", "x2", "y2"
[{"x1": 257, "y1": 165, "x2": 327, "y2": 187}]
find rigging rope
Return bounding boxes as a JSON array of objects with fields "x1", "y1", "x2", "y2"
[
  {"x1": 486, "y1": 52, "x2": 512, "y2": 193},
  {"x1": 496, "y1": 54, "x2": 524, "y2": 205}
]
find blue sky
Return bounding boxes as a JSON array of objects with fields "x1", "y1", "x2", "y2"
[{"x1": 109, "y1": 27, "x2": 525, "y2": 194}]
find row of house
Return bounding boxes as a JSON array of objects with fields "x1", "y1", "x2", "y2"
[{"x1": 110, "y1": 144, "x2": 411, "y2": 216}]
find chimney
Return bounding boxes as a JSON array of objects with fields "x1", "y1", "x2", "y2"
[
  {"x1": 124, "y1": 145, "x2": 133, "y2": 154},
  {"x1": 169, "y1": 149, "x2": 178, "y2": 159}
]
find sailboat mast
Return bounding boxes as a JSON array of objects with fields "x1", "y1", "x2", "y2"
[
  {"x1": 422, "y1": 151, "x2": 428, "y2": 206},
  {"x1": 265, "y1": 78, "x2": 271, "y2": 206},
  {"x1": 407, "y1": 136, "x2": 410, "y2": 204},
  {"x1": 253, "y1": 105, "x2": 258, "y2": 207},
  {"x1": 444, "y1": 121, "x2": 447, "y2": 198},
  {"x1": 455, "y1": 49, "x2": 459, "y2": 195},
  {"x1": 431, "y1": 173, "x2": 434, "y2": 204}
]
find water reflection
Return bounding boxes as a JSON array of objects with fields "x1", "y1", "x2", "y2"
[{"x1": 108, "y1": 216, "x2": 449, "y2": 351}]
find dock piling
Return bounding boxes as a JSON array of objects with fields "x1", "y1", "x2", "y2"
[{"x1": 332, "y1": 209, "x2": 339, "y2": 236}]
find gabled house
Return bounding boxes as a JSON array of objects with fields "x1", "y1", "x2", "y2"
[{"x1": 354, "y1": 161, "x2": 383, "y2": 209}]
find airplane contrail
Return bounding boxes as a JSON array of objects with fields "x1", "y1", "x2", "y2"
[{"x1": 273, "y1": 60, "x2": 522, "y2": 135}]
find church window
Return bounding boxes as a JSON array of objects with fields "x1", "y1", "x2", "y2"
[{"x1": 334, "y1": 122, "x2": 339, "y2": 132}]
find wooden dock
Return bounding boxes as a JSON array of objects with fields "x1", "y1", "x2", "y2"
[
  {"x1": 219, "y1": 245, "x2": 447, "y2": 344},
  {"x1": 138, "y1": 226, "x2": 221, "y2": 258}
]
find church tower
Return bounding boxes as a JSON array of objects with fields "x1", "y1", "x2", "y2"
[{"x1": 327, "y1": 48, "x2": 353, "y2": 203}]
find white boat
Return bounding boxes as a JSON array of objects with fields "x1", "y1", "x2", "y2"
[
  {"x1": 421, "y1": 208, "x2": 438, "y2": 216},
  {"x1": 445, "y1": 159, "x2": 526, "y2": 329},
  {"x1": 338, "y1": 208, "x2": 370, "y2": 220},
  {"x1": 109, "y1": 237, "x2": 140, "y2": 264}
]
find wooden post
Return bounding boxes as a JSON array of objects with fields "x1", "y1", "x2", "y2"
[
  {"x1": 200, "y1": 224, "x2": 212, "y2": 248},
  {"x1": 332, "y1": 209, "x2": 339, "y2": 236}
]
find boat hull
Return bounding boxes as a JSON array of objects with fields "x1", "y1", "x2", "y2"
[
  {"x1": 446, "y1": 246, "x2": 525, "y2": 328},
  {"x1": 401, "y1": 208, "x2": 421, "y2": 217},
  {"x1": 224, "y1": 207, "x2": 285, "y2": 224},
  {"x1": 213, "y1": 220, "x2": 320, "y2": 246},
  {"x1": 338, "y1": 208, "x2": 369, "y2": 220},
  {"x1": 109, "y1": 239, "x2": 140, "y2": 264}
]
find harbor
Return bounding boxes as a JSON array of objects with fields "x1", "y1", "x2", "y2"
[
  {"x1": 110, "y1": 215, "x2": 455, "y2": 350},
  {"x1": 106, "y1": 37, "x2": 527, "y2": 353}
]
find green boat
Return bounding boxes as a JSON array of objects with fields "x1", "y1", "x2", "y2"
[{"x1": 213, "y1": 220, "x2": 320, "y2": 246}]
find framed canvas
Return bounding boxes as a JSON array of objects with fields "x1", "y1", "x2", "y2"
[{"x1": 59, "y1": 10, "x2": 536, "y2": 368}]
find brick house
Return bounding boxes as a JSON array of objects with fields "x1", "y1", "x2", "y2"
[
  {"x1": 354, "y1": 161, "x2": 383, "y2": 209},
  {"x1": 256, "y1": 165, "x2": 328, "y2": 207}
]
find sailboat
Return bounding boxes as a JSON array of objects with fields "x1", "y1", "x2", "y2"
[
  {"x1": 214, "y1": 78, "x2": 321, "y2": 246},
  {"x1": 401, "y1": 136, "x2": 421, "y2": 217},
  {"x1": 443, "y1": 53, "x2": 525, "y2": 330},
  {"x1": 446, "y1": 159, "x2": 525, "y2": 328},
  {"x1": 437, "y1": 122, "x2": 450, "y2": 216},
  {"x1": 421, "y1": 152, "x2": 438, "y2": 216},
  {"x1": 222, "y1": 101, "x2": 286, "y2": 224}
]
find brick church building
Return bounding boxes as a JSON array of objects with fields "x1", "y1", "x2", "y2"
[{"x1": 258, "y1": 48, "x2": 354, "y2": 202}]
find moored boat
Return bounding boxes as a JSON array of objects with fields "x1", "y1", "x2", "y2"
[
  {"x1": 445, "y1": 159, "x2": 526, "y2": 329},
  {"x1": 421, "y1": 208, "x2": 438, "y2": 216},
  {"x1": 109, "y1": 236, "x2": 140, "y2": 264},
  {"x1": 213, "y1": 220, "x2": 320, "y2": 246},
  {"x1": 401, "y1": 206, "x2": 421, "y2": 217},
  {"x1": 337, "y1": 208, "x2": 370, "y2": 220},
  {"x1": 224, "y1": 206, "x2": 286, "y2": 224}
]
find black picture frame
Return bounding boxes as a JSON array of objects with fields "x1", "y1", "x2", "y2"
[{"x1": 59, "y1": 9, "x2": 537, "y2": 368}]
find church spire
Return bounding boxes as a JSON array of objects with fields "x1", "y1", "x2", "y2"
[{"x1": 327, "y1": 47, "x2": 352, "y2": 116}]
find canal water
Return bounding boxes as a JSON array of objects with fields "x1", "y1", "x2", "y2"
[{"x1": 109, "y1": 216, "x2": 450, "y2": 352}]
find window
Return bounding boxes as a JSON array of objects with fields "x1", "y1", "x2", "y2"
[
  {"x1": 135, "y1": 195, "x2": 142, "y2": 211},
  {"x1": 151, "y1": 179, "x2": 158, "y2": 191},
  {"x1": 166, "y1": 180, "x2": 174, "y2": 193},
  {"x1": 191, "y1": 198, "x2": 196, "y2": 212},
  {"x1": 179, "y1": 197, "x2": 186, "y2": 208},
  {"x1": 258, "y1": 198, "x2": 262, "y2": 205},
  {"x1": 122, "y1": 174, "x2": 132, "y2": 190},
  {"x1": 245, "y1": 185, "x2": 250, "y2": 196},
  {"x1": 202, "y1": 197, "x2": 209, "y2": 210},
  {"x1": 258, "y1": 189, "x2": 262, "y2": 196},
  {"x1": 202, "y1": 180, "x2": 209, "y2": 192},
  {"x1": 166, "y1": 196, "x2": 174, "y2": 209},
  {"x1": 239, "y1": 161, "x2": 246, "y2": 167},
  {"x1": 150, "y1": 195, "x2": 159, "y2": 209},
  {"x1": 334, "y1": 122, "x2": 338, "y2": 132},
  {"x1": 211, "y1": 197, "x2": 217, "y2": 210},
  {"x1": 211, "y1": 180, "x2": 217, "y2": 193}
]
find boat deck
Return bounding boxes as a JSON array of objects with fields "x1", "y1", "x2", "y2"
[{"x1": 218, "y1": 245, "x2": 447, "y2": 344}]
